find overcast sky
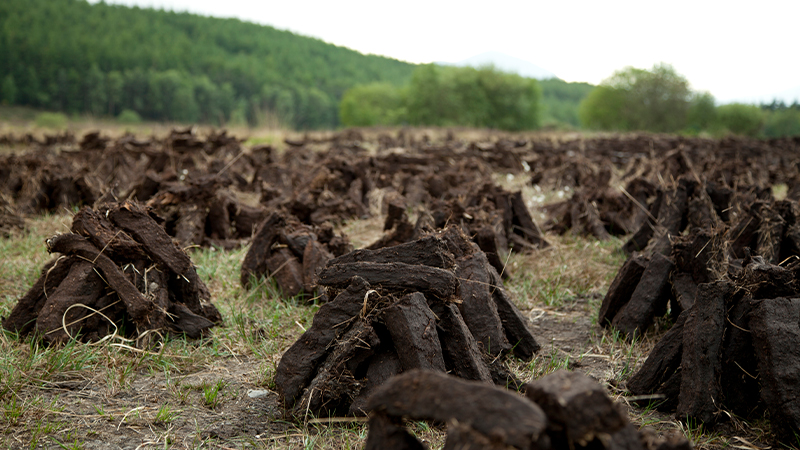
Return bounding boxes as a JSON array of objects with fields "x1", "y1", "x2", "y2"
[{"x1": 90, "y1": 0, "x2": 800, "y2": 104}]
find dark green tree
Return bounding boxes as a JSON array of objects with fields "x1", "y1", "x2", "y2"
[
  {"x1": 340, "y1": 82, "x2": 406, "y2": 127},
  {"x1": 716, "y1": 103, "x2": 764, "y2": 137},
  {"x1": 763, "y1": 109, "x2": 800, "y2": 137},
  {"x1": 579, "y1": 63, "x2": 692, "y2": 132},
  {"x1": 538, "y1": 78, "x2": 594, "y2": 127},
  {"x1": 686, "y1": 92, "x2": 717, "y2": 132},
  {"x1": 1, "y1": 75, "x2": 16, "y2": 104},
  {"x1": 405, "y1": 64, "x2": 540, "y2": 131},
  {"x1": 578, "y1": 86, "x2": 628, "y2": 130}
]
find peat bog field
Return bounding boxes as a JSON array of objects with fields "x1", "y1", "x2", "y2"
[{"x1": 1, "y1": 127, "x2": 799, "y2": 449}]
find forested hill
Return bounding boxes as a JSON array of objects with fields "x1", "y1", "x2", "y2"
[{"x1": 0, "y1": 0, "x2": 416, "y2": 128}]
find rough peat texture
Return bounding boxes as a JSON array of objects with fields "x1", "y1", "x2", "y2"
[{"x1": 2, "y1": 202, "x2": 221, "y2": 344}]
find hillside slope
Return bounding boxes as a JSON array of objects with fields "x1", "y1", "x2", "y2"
[{"x1": 0, "y1": 0, "x2": 415, "y2": 128}]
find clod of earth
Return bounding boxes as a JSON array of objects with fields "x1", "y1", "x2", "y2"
[
  {"x1": 1, "y1": 201, "x2": 222, "y2": 344},
  {"x1": 364, "y1": 369, "x2": 692, "y2": 450}
]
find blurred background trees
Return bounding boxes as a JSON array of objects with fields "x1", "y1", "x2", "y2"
[
  {"x1": 578, "y1": 63, "x2": 800, "y2": 137},
  {"x1": 579, "y1": 64, "x2": 691, "y2": 132},
  {"x1": 0, "y1": 0, "x2": 798, "y2": 136}
]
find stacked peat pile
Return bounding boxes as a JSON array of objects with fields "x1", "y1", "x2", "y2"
[
  {"x1": 367, "y1": 182, "x2": 550, "y2": 279},
  {"x1": 240, "y1": 212, "x2": 352, "y2": 299},
  {"x1": 544, "y1": 171, "x2": 656, "y2": 241},
  {"x1": 597, "y1": 177, "x2": 800, "y2": 339},
  {"x1": 591, "y1": 178, "x2": 800, "y2": 439},
  {"x1": 540, "y1": 134, "x2": 800, "y2": 240},
  {"x1": 1, "y1": 201, "x2": 222, "y2": 344},
  {"x1": 366, "y1": 369, "x2": 691, "y2": 450},
  {"x1": 274, "y1": 227, "x2": 541, "y2": 418},
  {"x1": 626, "y1": 255, "x2": 800, "y2": 440},
  {"x1": 141, "y1": 174, "x2": 268, "y2": 249}
]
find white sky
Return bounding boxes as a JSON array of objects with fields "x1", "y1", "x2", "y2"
[{"x1": 90, "y1": 0, "x2": 800, "y2": 104}]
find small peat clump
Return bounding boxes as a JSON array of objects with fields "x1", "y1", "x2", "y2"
[
  {"x1": 1, "y1": 201, "x2": 222, "y2": 345},
  {"x1": 365, "y1": 369, "x2": 692, "y2": 450},
  {"x1": 274, "y1": 226, "x2": 541, "y2": 418},
  {"x1": 239, "y1": 211, "x2": 352, "y2": 300}
]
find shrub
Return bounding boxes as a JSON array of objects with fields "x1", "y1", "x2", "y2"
[
  {"x1": 34, "y1": 112, "x2": 68, "y2": 129},
  {"x1": 579, "y1": 63, "x2": 692, "y2": 132},
  {"x1": 405, "y1": 64, "x2": 541, "y2": 131},
  {"x1": 340, "y1": 83, "x2": 405, "y2": 127},
  {"x1": 716, "y1": 103, "x2": 764, "y2": 137},
  {"x1": 117, "y1": 109, "x2": 142, "y2": 124},
  {"x1": 763, "y1": 109, "x2": 800, "y2": 138}
]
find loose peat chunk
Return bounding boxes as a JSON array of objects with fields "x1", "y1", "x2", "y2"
[
  {"x1": 608, "y1": 423, "x2": 646, "y2": 450},
  {"x1": 720, "y1": 292, "x2": 761, "y2": 417},
  {"x1": 489, "y1": 266, "x2": 540, "y2": 360},
  {"x1": 653, "y1": 369, "x2": 682, "y2": 413},
  {"x1": 168, "y1": 303, "x2": 215, "y2": 339},
  {"x1": 749, "y1": 297, "x2": 800, "y2": 441},
  {"x1": 329, "y1": 234, "x2": 455, "y2": 269},
  {"x1": 598, "y1": 255, "x2": 647, "y2": 327},
  {"x1": 443, "y1": 420, "x2": 516, "y2": 450},
  {"x1": 509, "y1": 190, "x2": 550, "y2": 249},
  {"x1": 107, "y1": 202, "x2": 194, "y2": 275},
  {"x1": 455, "y1": 252, "x2": 510, "y2": 357},
  {"x1": 275, "y1": 277, "x2": 370, "y2": 407},
  {"x1": 383, "y1": 292, "x2": 446, "y2": 372},
  {"x1": 475, "y1": 226, "x2": 508, "y2": 278},
  {"x1": 676, "y1": 280, "x2": 731, "y2": 424},
  {"x1": 348, "y1": 345, "x2": 403, "y2": 416},
  {"x1": 627, "y1": 311, "x2": 687, "y2": 397},
  {"x1": 728, "y1": 204, "x2": 761, "y2": 259},
  {"x1": 265, "y1": 247, "x2": 304, "y2": 298},
  {"x1": 240, "y1": 212, "x2": 286, "y2": 287},
  {"x1": 318, "y1": 261, "x2": 458, "y2": 300},
  {"x1": 612, "y1": 253, "x2": 674, "y2": 340},
  {"x1": 302, "y1": 239, "x2": 333, "y2": 294},
  {"x1": 35, "y1": 260, "x2": 106, "y2": 344},
  {"x1": 2, "y1": 256, "x2": 77, "y2": 335},
  {"x1": 364, "y1": 412, "x2": 426, "y2": 450},
  {"x1": 622, "y1": 190, "x2": 662, "y2": 255},
  {"x1": 367, "y1": 369, "x2": 547, "y2": 449},
  {"x1": 429, "y1": 302, "x2": 493, "y2": 383},
  {"x1": 525, "y1": 370, "x2": 629, "y2": 448},
  {"x1": 670, "y1": 273, "x2": 697, "y2": 314},
  {"x1": 438, "y1": 225, "x2": 477, "y2": 259},
  {"x1": 290, "y1": 320, "x2": 380, "y2": 417}
]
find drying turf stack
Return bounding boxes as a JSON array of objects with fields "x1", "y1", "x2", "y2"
[
  {"x1": 274, "y1": 226, "x2": 541, "y2": 418},
  {"x1": 1, "y1": 201, "x2": 222, "y2": 344}
]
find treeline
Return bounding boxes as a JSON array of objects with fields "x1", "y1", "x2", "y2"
[
  {"x1": 538, "y1": 79, "x2": 594, "y2": 128},
  {"x1": 340, "y1": 65, "x2": 596, "y2": 131},
  {"x1": 0, "y1": 0, "x2": 414, "y2": 128},
  {"x1": 578, "y1": 63, "x2": 800, "y2": 138},
  {"x1": 0, "y1": 0, "x2": 592, "y2": 132}
]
